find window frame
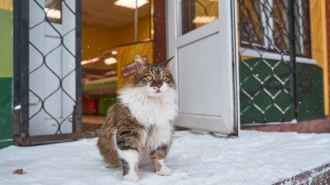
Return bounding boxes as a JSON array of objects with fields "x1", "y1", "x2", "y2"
[{"x1": 239, "y1": 0, "x2": 311, "y2": 59}]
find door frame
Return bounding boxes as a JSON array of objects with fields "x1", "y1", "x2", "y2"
[
  {"x1": 166, "y1": 0, "x2": 240, "y2": 135},
  {"x1": 13, "y1": 0, "x2": 82, "y2": 145}
]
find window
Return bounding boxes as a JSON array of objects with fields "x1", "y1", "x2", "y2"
[
  {"x1": 239, "y1": 0, "x2": 311, "y2": 58},
  {"x1": 180, "y1": 0, "x2": 219, "y2": 36}
]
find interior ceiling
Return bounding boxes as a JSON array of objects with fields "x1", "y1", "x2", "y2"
[{"x1": 81, "y1": 0, "x2": 151, "y2": 27}]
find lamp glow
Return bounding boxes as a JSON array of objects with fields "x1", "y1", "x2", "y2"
[
  {"x1": 104, "y1": 57, "x2": 117, "y2": 65},
  {"x1": 44, "y1": 8, "x2": 61, "y2": 20},
  {"x1": 114, "y1": 0, "x2": 149, "y2": 9},
  {"x1": 81, "y1": 57, "x2": 100, "y2": 65}
]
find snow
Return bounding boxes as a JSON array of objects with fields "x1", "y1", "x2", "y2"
[
  {"x1": 13, "y1": 105, "x2": 21, "y2": 110},
  {"x1": 0, "y1": 130, "x2": 330, "y2": 185}
]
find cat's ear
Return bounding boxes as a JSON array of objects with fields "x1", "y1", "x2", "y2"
[
  {"x1": 164, "y1": 56, "x2": 175, "y2": 70},
  {"x1": 135, "y1": 53, "x2": 147, "y2": 69}
]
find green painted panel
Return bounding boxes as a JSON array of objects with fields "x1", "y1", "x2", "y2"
[
  {"x1": 240, "y1": 58, "x2": 324, "y2": 124},
  {"x1": 296, "y1": 63, "x2": 324, "y2": 121},
  {"x1": 240, "y1": 58, "x2": 292, "y2": 123},
  {"x1": 98, "y1": 96, "x2": 117, "y2": 115},
  {"x1": 0, "y1": 78, "x2": 12, "y2": 148},
  {"x1": 0, "y1": 9, "x2": 13, "y2": 78},
  {"x1": 0, "y1": 141, "x2": 12, "y2": 149}
]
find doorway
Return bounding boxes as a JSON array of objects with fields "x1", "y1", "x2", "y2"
[
  {"x1": 80, "y1": 0, "x2": 239, "y2": 136},
  {"x1": 80, "y1": 0, "x2": 155, "y2": 134}
]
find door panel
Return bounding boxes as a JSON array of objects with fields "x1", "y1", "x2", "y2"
[
  {"x1": 13, "y1": 0, "x2": 82, "y2": 145},
  {"x1": 178, "y1": 32, "x2": 222, "y2": 116},
  {"x1": 176, "y1": 114, "x2": 232, "y2": 133},
  {"x1": 29, "y1": 0, "x2": 69, "y2": 135},
  {"x1": 168, "y1": 0, "x2": 239, "y2": 135}
]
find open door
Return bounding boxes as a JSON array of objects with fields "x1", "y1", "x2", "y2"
[
  {"x1": 13, "y1": 0, "x2": 82, "y2": 145},
  {"x1": 167, "y1": 0, "x2": 239, "y2": 135}
]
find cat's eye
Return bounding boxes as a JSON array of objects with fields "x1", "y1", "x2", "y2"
[
  {"x1": 162, "y1": 76, "x2": 167, "y2": 81},
  {"x1": 146, "y1": 75, "x2": 153, "y2": 81}
]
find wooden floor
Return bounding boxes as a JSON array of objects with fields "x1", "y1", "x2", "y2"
[{"x1": 82, "y1": 115, "x2": 105, "y2": 133}]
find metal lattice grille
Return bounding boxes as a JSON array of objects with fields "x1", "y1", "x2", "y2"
[
  {"x1": 238, "y1": 0, "x2": 311, "y2": 125},
  {"x1": 14, "y1": 0, "x2": 82, "y2": 145},
  {"x1": 239, "y1": 0, "x2": 310, "y2": 57},
  {"x1": 28, "y1": 0, "x2": 78, "y2": 135}
]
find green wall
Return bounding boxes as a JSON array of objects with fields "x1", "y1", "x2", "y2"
[
  {"x1": 0, "y1": 78, "x2": 12, "y2": 148},
  {"x1": 295, "y1": 64, "x2": 324, "y2": 121},
  {"x1": 240, "y1": 58, "x2": 324, "y2": 125},
  {"x1": 0, "y1": 8, "x2": 13, "y2": 148}
]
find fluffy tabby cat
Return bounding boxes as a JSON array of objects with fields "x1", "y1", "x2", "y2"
[{"x1": 97, "y1": 54, "x2": 178, "y2": 182}]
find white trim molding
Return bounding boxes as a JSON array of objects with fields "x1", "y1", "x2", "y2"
[{"x1": 239, "y1": 48, "x2": 317, "y2": 65}]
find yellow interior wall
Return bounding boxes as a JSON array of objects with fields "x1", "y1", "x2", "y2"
[
  {"x1": 0, "y1": 0, "x2": 12, "y2": 10},
  {"x1": 81, "y1": 23, "x2": 118, "y2": 61},
  {"x1": 116, "y1": 16, "x2": 151, "y2": 45},
  {"x1": 309, "y1": 0, "x2": 329, "y2": 115},
  {"x1": 116, "y1": 41, "x2": 153, "y2": 89},
  {"x1": 82, "y1": 16, "x2": 151, "y2": 61}
]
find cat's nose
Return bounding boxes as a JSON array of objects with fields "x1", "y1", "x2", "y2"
[{"x1": 156, "y1": 84, "x2": 162, "y2": 88}]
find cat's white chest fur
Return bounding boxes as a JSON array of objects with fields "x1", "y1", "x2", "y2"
[
  {"x1": 119, "y1": 86, "x2": 178, "y2": 127},
  {"x1": 119, "y1": 86, "x2": 178, "y2": 166}
]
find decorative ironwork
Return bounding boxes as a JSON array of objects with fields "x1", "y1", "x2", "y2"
[
  {"x1": 13, "y1": 0, "x2": 81, "y2": 145},
  {"x1": 238, "y1": 0, "x2": 311, "y2": 125}
]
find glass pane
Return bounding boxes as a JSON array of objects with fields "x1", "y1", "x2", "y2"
[
  {"x1": 272, "y1": 0, "x2": 310, "y2": 57},
  {"x1": 239, "y1": 0, "x2": 264, "y2": 46},
  {"x1": 45, "y1": 0, "x2": 62, "y2": 24},
  {"x1": 180, "y1": 0, "x2": 218, "y2": 36},
  {"x1": 272, "y1": 0, "x2": 289, "y2": 53}
]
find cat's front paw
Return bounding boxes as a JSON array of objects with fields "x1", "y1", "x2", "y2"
[
  {"x1": 123, "y1": 174, "x2": 139, "y2": 182},
  {"x1": 156, "y1": 167, "x2": 172, "y2": 176}
]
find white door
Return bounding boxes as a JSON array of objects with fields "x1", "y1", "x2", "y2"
[
  {"x1": 167, "y1": 0, "x2": 239, "y2": 135},
  {"x1": 29, "y1": 0, "x2": 77, "y2": 136}
]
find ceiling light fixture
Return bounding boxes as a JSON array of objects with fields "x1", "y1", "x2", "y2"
[
  {"x1": 81, "y1": 57, "x2": 100, "y2": 65},
  {"x1": 44, "y1": 8, "x2": 61, "y2": 20},
  {"x1": 111, "y1": 50, "x2": 118, "y2": 55},
  {"x1": 192, "y1": 16, "x2": 217, "y2": 24},
  {"x1": 104, "y1": 57, "x2": 118, "y2": 65},
  {"x1": 114, "y1": 0, "x2": 149, "y2": 9}
]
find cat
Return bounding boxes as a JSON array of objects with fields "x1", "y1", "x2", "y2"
[{"x1": 97, "y1": 54, "x2": 178, "y2": 182}]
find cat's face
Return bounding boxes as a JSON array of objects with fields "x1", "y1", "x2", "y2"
[{"x1": 131, "y1": 54, "x2": 176, "y2": 96}]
